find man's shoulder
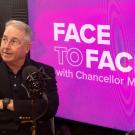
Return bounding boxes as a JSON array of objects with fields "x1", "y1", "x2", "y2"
[{"x1": 29, "y1": 59, "x2": 54, "y2": 71}]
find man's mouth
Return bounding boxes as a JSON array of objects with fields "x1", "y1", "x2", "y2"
[{"x1": 2, "y1": 52, "x2": 12, "y2": 56}]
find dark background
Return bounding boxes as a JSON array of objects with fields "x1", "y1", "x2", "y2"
[
  {"x1": 0, "y1": 0, "x2": 28, "y2": 37},
  {"x1": 0, "y1": 0, "x2": 127, "y2": 134}
]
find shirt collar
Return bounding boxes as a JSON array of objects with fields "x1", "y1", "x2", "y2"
[{"x1": 2, "y1": 57, "x2": 31, "y2": 75}]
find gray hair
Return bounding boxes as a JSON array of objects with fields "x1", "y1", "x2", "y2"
[{"x1": 5, "y1": 20, "x2": 32, "y2": 43}]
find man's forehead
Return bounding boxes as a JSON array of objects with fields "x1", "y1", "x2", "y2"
[
  {"x1": 4, "y1": 26, "x2": 25, "y2": 38},
  {"x1": 5, "y1": 25, "x2": 25, "y2": 34}
]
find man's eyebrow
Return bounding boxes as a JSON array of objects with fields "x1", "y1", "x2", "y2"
[
  {"x1": 2, "y1": 35, "x2": 7, "y2": 38},
  {"x1": 2, "y1": 35, "x2": 19, "y2": 40},
  {"x1": 11, "y1": 37, "x2": 20, "y2": 40}
]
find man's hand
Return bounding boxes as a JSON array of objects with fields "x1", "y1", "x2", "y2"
[
  {"x1": 0, "y1": 99, "x2": 14, "y2": 111},
  {"x1": 7, "y1": 99, "x2": 14, "y2": 111},
  {"x1": 0, "y1": 100, "x2": 3, "y2": 110}
]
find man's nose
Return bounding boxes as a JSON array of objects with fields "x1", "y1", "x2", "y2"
[{"x1": 3, "y1": 41, "x2": 11, "y2": 48}]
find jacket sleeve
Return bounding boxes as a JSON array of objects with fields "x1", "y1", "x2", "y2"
[{"x1": 14, "y1": 66, "x2": 59, "y2": 121}]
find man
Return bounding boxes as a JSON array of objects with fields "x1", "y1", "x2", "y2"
[{"x1": 0, "y1": 20, "x2": 59, "y2": 135}]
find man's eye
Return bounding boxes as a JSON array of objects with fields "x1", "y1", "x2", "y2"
[
  {"x1": 12, "y1": 40, "x2": 18, "y2": 43},
  {"x1": 2, "y1": 38, "x2": 6, "y2": 41}
]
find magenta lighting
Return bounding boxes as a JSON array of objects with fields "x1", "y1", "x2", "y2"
[{"x1": 28, "y1": 0, "x2": 135, "y2": 131}]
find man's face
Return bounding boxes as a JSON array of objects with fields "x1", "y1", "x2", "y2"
[{"x1": 0, "y1": 25, "x2": 30, "y2": 65}]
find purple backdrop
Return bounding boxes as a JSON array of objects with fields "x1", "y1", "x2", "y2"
[{"x1": 28, "y1": 0, "x2": 135, "y2": 131}]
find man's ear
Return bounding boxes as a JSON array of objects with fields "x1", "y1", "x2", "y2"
[{"x1": 26, "y1": 43, "x2": 31, "y2": 53}]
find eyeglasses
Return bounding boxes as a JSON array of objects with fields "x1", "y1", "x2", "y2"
[{"x1": 1, "y1": 36, "x2": 22, "y2": 47}]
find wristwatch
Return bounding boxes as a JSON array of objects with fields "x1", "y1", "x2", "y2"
[{"x1": 2, "y1": 98, "x2": 10, "y2": 110}]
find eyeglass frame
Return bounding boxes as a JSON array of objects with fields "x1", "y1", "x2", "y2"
[{"x1": 0, "y1": 35, "x2": 29, "y2": 47}]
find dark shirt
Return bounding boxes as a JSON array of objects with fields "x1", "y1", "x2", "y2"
[
  {"x1": 7, "y1": 65, "x2": 25, "y2": 100},
  {"x1": 0, "y1": 59, "x2": 59, "y2": 135}
]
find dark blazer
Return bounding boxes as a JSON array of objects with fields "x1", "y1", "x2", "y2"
[{"x1": 0, "y1": 59, "x2": 59, "y2": 135}]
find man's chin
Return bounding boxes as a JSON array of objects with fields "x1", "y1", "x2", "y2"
[{"x1": 1, "y1": 57, "x2": 13, "y2": 63}]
